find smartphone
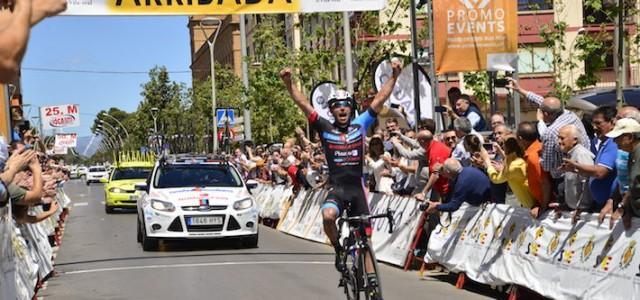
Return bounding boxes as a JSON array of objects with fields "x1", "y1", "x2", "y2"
[
  {"x1": 482, "y1": 143, "x2": 494, "y2": 151},
  {"x1": 434, "y1": 106, "x2": 447, "y2": 113},
  {"x1": 390, "y1": 103, "x2": 400, "y2": 109},
  {"x1": 494, "y1": 78, "x2": 509, "y2": 88}
]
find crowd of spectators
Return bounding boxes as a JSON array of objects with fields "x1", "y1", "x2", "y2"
[{"x1": 232, "y1": 77, "x2": 640, "y2": 232}]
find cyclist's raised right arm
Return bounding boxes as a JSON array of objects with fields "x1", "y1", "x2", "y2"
[{"x1": 280, "y1": 68, "x2": 314, "y2": 118}]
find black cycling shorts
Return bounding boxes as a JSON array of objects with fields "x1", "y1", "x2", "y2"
[{"x1": 321, "y1": 184, "x2": 370, "y2": 218}]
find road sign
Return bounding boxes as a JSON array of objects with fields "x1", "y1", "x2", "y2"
[{"x1": 216, "y1": 109, "x2": 235, "y2": 127}]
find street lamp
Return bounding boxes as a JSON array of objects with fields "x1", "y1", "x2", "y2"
[
  {"x1": 150, "y1": 107, "x2": 160, "y2": 154},
  {"x1": 95, "y1": 129, "x2": 119, "y2": 150},
  {"x1": 198, "y1": 16, "x2": 223, "y2": 154},
  {"x1": 97, "y1": 121, "x2": 124, "y2": 147},
  {"x1": 99, "y1": 112, "x2": 130, "y2": 139},
  {"x1": 94, "y1": 132, "x2": 115, "y2": 153}
]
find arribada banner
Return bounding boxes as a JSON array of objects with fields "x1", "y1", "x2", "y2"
[
  {"x1": 40, "y1": 104, "x2": 80, "y2": 130},
  {"x1": 426, "y1": 203, "x2": 640, "y2": 299},
  {"x1": 433, "y1": 0, "x2": 518, "y2": 74},
  {"x1": 62, "y1": 0, "x2": 386, "y2": 15}
]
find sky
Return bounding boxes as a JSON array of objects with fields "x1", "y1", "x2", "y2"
[{"x1": 21, "y1": 16, "x2": 194, "y2": 140}]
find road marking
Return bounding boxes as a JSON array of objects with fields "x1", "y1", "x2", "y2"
[
  {"x1": 74, "y1": 202, "x2": 89, "y2": 207},
  {"x1": 63, "y1": 261, "x2": 332, "y2": 275}
]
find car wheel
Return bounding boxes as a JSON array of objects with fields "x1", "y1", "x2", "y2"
[
  {"x1": 86, "y1": 181, "x2": 90, "y2": 186},
  {"x1": 141, "y1": 221, "x2": 159, "y2": 251},
  {"x1": 243, "y1": 234, "x2": 259, "y2": 248},
  {"x1": 105, "y1": 205, "x2": 114, "y2": 214}
]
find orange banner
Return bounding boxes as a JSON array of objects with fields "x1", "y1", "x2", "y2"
[{"x1": 433, "y1": 0, "x2": 518, "y2": 74}]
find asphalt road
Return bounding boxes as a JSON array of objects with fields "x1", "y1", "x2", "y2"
[{"x1": 41, "y1": 180, "x2": 499, "y2": 300}]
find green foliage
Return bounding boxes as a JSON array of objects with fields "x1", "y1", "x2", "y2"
[{"x1": 463, "y1": 72, "x2": 490, "y2": 104}]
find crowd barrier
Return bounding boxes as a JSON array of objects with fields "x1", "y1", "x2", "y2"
[
  {"x1": 254, "y1": 184, "x2": 423, "y2": 267},
  {"x1": 425, "y1": 203, "x2": 640, "y2": 300},
  {"x1": 0, "y1": 186, "x2": 72, "y2": 300}
]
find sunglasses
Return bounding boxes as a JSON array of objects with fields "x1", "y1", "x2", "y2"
[
  {"x1": 444, "y1": 136, "x2": 457, "y2": 141},
  {"x1": 330, "y1": 100, "x2": 352, "y2": 109}
]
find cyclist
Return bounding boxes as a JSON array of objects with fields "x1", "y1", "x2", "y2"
[{"x1": 280, "y1": 60, "x2": 402, "y2": 297}]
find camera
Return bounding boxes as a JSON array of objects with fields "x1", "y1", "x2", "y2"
[
  {"x1": 434, "y1": 106, "x2": 447, "y2": 113},
  {"x1": 419, "y1": 203, "x2": 428, "y2": 211},
  {"x1": 494, "y1": 78, "x2": 509, "y2": 88}
]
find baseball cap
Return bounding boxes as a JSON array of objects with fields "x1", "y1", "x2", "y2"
[{"x1": 606, "y1": 118, "x2": 640, "y2": 138}]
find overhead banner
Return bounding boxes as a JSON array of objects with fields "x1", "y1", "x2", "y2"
[
  {"x1": 40, "y1": 104, "x2": 80, "y2": 130},
  {"x1": 54, "y1": 133, "x2": 78, "y2": 148},
  {"x1": 433, "y1": 0, "x2": 518, "y2": 74},
  {"x1": 62, "y1": 0, "x2": 386, "y2": 15},
  {"x1": 426, "y1": 203, "x2": 640, "y2": 300}
]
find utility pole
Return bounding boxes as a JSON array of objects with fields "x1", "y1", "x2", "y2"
[
  {"x1": 240, "y1": 14, "x2": 252, "y2": 141},
  {"x1": 343, "y1": 12, "x2": 354, "y2": 94},
  {"x1": 615, "y1": 0, "x2": 625, "y2": 107},
  {"x1": 410, "y1": 0, "x2": 421, "y2": 129}
]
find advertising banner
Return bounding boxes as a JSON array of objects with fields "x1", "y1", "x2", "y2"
[
  {"x1": 62, "y1": 0, "x2": 386, "y2": 15},
  {"x1": 426, "y1": 203, "x2": 640, "y2": 300},
  {"x1": 54, "y1": 133, "x2": 78, "y2": 148},
  {"x1": 433, "y1": 0, "x2": 518, "y2": 74},
  {"x1": 40, "y1": 104, "x2": 80, "y2": 130}
]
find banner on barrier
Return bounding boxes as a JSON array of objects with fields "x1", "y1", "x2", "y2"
[{"x1": 426, "y1": 203, "x2": 640, "y2": 299}]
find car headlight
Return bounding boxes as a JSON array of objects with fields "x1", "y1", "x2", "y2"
[
  {"x1": 233, "y1": 198, "x2": 253, "y2": 210},
  {"x1": 151, "y1": 199, "x2": 175, "y2": 212},
  {"x1": 109, "y1": 187, "x2": 124, "y2": 193}
]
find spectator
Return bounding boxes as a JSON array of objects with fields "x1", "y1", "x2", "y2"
[
  {"x1": 451, "y1": 117, "x2": 484, "y2": 166},
  {"x1": 391, "y1": 131, "x2": 430, "y2": 195},
  {"x1": 599, "y1": 106, "x2": 640, "y2": 226},
  {"x1": 606, "y1": 118, "x2": 640, "y2": 229},
  {"x1": 489, "y1": 124, "x2": 512, "y2": 203},
  {"x1": 508, "y1": 78, "x2": 590, "y2": 203},
  {"x1": 561, "y1": 106, "x2": 618, "y2": 212},
  {"x1": 447, "y1": 87, "x2": 462, "y2": 108},
  {"x1": 418, "y1": 118, "x2": 436, "y2": 134},
  {"x1": 444, "y1": 95, "x2": 487, "y2": 132},
  {"x1": 0, "y1": 0, "x2": 67, "y2": 82},
  {"x1": 490, "y1": 112, "x2": 506, "y2": 130},
  {"x1": 442, "y1": 129, "x2": 458, "y2": 149},
  {"x1": 462, "y1": 134, "x2": 484, "y2": 169},
  {"x1": 482, "y1": 136, "x2": 536, "y2": 210},
  {"x1": 517, "y1": 121, "x2": 551, "y2": 217},
  {"x1": 556, "y1": 125, "x2": 594, "y2": 223},
  {"x1": 422, "y1": 158, "x2": 491, "y2": 213},
  {"x1": 412, "y1": 130, "x2": 452, "y2": 202},
  {"x1": 366, "y1": 136, "x2": 393, "y2": 193}
]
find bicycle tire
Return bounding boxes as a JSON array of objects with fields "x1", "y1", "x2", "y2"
[
  {"x1": 342, "y1": 237, "x2": 359, "y2": 300},
  {"x1": 361, "y1": 243, "x2": 383, "y2": 300}
]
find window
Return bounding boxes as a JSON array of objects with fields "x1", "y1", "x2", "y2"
[
  {"x1": 518, "y1": 47, "x2": 553, "y2": 73},
  {"x1": 111, "y1": 167, "x2": 151, "y2": 181},
  {"x1": 154, "y1": 165, "x2": 243, "y2": 188},
  {"x1": 518, "y1": 0, "x2": 553, "y2": 11},
  {"x1": 90, "y1": 167, "x2": 106, "y2": 172}
]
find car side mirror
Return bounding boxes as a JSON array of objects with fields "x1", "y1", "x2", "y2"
[
  {"x1": 135, "y1": 183, "x2": 148, "y2": 192},
  {"x1": 246, "y1": 179, "x2": 258, "y2": 191}
]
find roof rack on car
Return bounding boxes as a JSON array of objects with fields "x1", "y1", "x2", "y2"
[{"x1": 158, "y1": 153, "x2": 229, "y2": 165}]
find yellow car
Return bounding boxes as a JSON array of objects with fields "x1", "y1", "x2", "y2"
[{"x1": 104, "y1": 162, "x2": 153, "y2": 214}]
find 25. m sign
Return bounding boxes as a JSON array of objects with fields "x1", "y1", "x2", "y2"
[{"x1": 40, "y1": 104, "x2": 81, "y2": 130}]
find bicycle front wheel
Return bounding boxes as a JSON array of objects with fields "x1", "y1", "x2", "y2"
[{"x1": 359, "y1": 243, "x2": 383, "y2": 300}]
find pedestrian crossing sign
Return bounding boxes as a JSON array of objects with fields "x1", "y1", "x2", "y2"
[{"x1": 216, "y1": 108, "x2": 235, "y2": 127}]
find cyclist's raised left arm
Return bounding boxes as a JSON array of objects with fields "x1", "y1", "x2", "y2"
[{"x1": 370, "y1": 60, "x2": 403, "y2": 114}]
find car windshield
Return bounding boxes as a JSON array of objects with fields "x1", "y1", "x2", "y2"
[
  {"x1": 90, "y1": 167, "x2": 106, "y2": 172},
  {"x1": 111, "y1": 167, "x2": 151, "y2": 181},
  {"x1": 153, "y1": 165, "x2": 242, "y2": 188}
]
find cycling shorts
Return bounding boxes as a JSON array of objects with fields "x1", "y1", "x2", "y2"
[{"x1": 321, "y1": 183, "x2": 370, "y2": 218}]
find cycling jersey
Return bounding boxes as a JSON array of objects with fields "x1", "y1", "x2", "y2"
[
  {"x1": 308, "y1": 108, "x2": 377, "y2": 217},
  {"x1": 308, "y1": 108, "x2": 377, "y2": 186}
]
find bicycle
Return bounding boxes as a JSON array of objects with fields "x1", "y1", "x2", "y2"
[{"x1": 337, "y1": 209, "x2": 395, "y2": 300}]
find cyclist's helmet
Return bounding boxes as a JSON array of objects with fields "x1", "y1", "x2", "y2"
[{"x1": 327, "y1": 90, "x2": 355, "y2": 110}]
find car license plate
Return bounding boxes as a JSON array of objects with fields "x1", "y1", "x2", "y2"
[
  {"x1": 129, "y1": 195, "x2": 139, "y2": 201},
  {"x1": 188, "y1": 216, "x2": 223, "y2": 226}
]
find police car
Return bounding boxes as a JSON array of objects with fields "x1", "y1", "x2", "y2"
[{"x1": 135, "y1": 154, "x2": 259, "y2": 251}]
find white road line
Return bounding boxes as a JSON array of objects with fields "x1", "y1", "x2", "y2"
[
  {"x1": 74, "y1": 202, "x2": 89, "y2": 207},
  {"x1": 63, "y1": 261, "x2": 332, "y2": 275}
]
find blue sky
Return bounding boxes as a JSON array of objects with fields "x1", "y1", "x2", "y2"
[{"x1": 21, "y1": 16, "x2": 193, "y2": 138}]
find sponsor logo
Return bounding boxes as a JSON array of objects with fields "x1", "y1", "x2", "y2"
[
  {"x1": 547, "y1": 231, "x2": 560, "y2": 255},
  {"x1": 458, "y1": 0, "x2": 491, "y2": 9},
  {"x1": 620, "y1": 241, "x2": 636, "y2": 269},
  {"x1": 48, "y1": 115, "x2": 77, "y2": 128},
  {"x1": 582, "y1": 235, "x2": 595, "y2": 263}
]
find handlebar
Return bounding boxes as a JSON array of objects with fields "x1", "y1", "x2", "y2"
[{"x1": 342, "y1": 209, "x2": 395, "y2": 234}]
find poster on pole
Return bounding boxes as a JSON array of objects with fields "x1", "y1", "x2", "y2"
[
  {"x1": 433, "y1": 0, "x2": 518, "y2": 74},
  {"x1": 55, "y1": 134, "x2": 78, "y2": 148},
  {"x1": 62, "y1": 0, "x2": 385, "y2": 15},
  {"x1": 40, "y1": 104, "x2": 80, "y2": 130},
  {"x1": 53, "y1": 145, "x2": 68, "y2": 155}
]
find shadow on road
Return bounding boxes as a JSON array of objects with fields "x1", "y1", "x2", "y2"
[{"x1": 423, "y1": 274, "x2": 507, "y2": 300}]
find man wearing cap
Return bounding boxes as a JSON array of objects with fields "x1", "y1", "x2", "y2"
[
  {"x1": 280, "y1": 60, "x2": 401, "y2": 298},
  {"x1": 606, "y1": 118, "x2": 640, "y2": 229}
]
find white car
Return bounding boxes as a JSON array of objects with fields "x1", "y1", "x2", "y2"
[
  {"x1": 135, "y1": 155, "x2": 259, "y2": 251},
  {"x1": 86, "y1": 166, "x2": 109, "y2": 185}
]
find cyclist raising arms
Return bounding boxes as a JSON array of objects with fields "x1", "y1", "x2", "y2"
[{"x1": 280, "y1": 60, "x2": 402, "y2": 298}]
